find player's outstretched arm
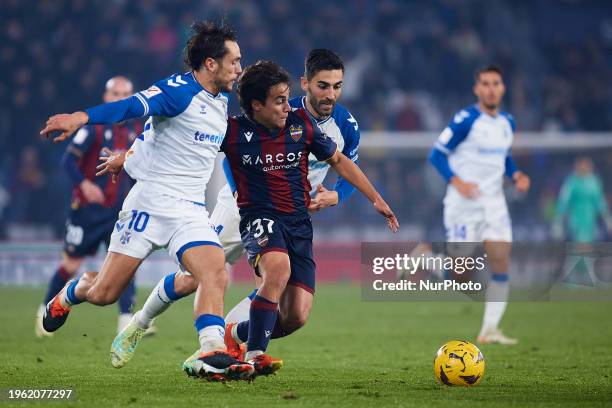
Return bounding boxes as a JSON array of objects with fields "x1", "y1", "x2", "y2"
[
  {"x1": 41, "y1": 95, "x2": 147, "y2": 143},
  {"x1": 326, "y1": 151, "x2": 399, "y2": 232}
]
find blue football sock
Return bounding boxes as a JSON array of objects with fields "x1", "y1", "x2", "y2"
[
  {"x1": 246, "y1": 295, "x2": 278, "y2": 353},
  {"x1": 236, "y1": 321, "x2": 249, "y2": 343},
  {"x1": 65, "y1": 278, "x2": 84, "y2": 305},
  {"x1": 163, "y1": 272, "x2": 188, "y2": 301}
]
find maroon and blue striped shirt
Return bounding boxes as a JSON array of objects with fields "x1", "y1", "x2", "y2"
[{"x1": 221, "y1": 108, "x2": 337, "y2": 216}]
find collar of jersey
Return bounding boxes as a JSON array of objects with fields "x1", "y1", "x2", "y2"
[
  {"x1": 189, "y1": 71, "x2": 221, "y2": 99},
  {"x1": 473, "y1": 103, "x2": 500, "y2": 119},
  {"x1": 243, "y1": 115, "x2": 284, "y2": 138},
  {"x1": 300, "y1": 96, "x2": 332, "y2": 125}
]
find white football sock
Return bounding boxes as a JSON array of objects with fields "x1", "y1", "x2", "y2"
[
  {"x1": 136, "y1": 278, "x2": 173, "y2": 329},
  {"x1": 479, "y1": 277, "x2": 509, "y2": 336},
  {"x1": 225, "y1": 296, "x2": 253, "y2": 324},
  {"x1": 198, "y1": 326, "x2": 226, "y2": 353}
]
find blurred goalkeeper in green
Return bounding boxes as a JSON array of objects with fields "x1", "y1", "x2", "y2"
[{"x1": 553, "y1": 157, "x2": 612, "y2": 243}]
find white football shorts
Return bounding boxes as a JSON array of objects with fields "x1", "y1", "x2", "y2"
[
  {"x1": 444, "y1": 196, "x2": 512, "y2": 243},
  {"x1": 108, "y1": 181, "x2": 221, "y2": 265}
]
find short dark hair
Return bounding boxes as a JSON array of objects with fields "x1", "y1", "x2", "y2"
[
  {"x1": 183, "y1": 21, "x2": 237, "y2": 71},
  {"x1": 305, "y1": 49, "x2": 344, "y2": 80},
  {"x1": 238, "y1": 61, "x2": 290, "y2": 117},
  {"x1": 475, "y1": 65, "x2": 503, "y2": 82}
]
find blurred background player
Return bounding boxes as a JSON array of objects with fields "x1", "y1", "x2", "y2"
[
  {"x1": 552, "y1": 157, "x2": 612, "y2": 284},
  {"x1": 35, "y1": 76, "x2": 145, "y2": 338},
  {"x1": 429, "y1": 65, "x2": 530, "y2": 345},
  {"x1": 109, "y1": 49, "x2": 362, "y2": 370},
  {"x1": 553, "y1": 157, "x2": 611, "y2": 244}
]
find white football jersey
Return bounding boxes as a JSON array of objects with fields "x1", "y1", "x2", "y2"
[
  {"x1": 124, "y1": 72, "x2": 228, "y2": 204},
  {"x1": 290, "y1": 97, "x2": 360, "y2": 199},
  {"x1": 434, "y1": 105, "x2": 515, "y2": 203}
]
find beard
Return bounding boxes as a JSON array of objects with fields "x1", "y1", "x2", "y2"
[
  {"x1": 308, "y1": 96, "x2": 334, "y2": 119},
  {"x1": 483, "y1": 101, "x2": 499, "y2": 110},
  {"x1": 214, "y1": 77, "x2": 234, "y2": 93}
]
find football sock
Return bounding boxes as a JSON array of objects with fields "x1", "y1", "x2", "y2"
[
  {"x1": 118, "y1": 277, "x2": 136, "y2": 315},
  {"x1": 136, "y1": 273, "x2": 186, "y2": 329},
  {"x1": 234, "y1": 315, "x2": 289, "y2": 343},
  {"x1": 44, "y1": 265, "x2": 71, "y2": 304},
  {"x1": 246, "y1": 295, "x2": 278, "y2": 355},
  {"x1": 235, "y1": 320, "x2": 248, "y2": 343},
  {"x1": 62, "y1": 277, "x2": 83, "y2": 307},
  {"x1": 479, "y1": 272, "x2": 509, "y2": 336},
  {"x1": 225, "y1": 288, "x2": 258, "y2": 324},
  {"x1": 195, "y1": 314, "x2": 226, "y2": 353}
]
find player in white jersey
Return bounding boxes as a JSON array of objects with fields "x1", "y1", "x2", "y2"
[
  {"x1": 109, "y1": 49, "x2": 361, "y2": 369},
  {"x1": 39, "y1": 22, "x2": 254, "y2": 381},
  {"x1": 429, "y1": 65, "x2": 530, "y2": 345}
]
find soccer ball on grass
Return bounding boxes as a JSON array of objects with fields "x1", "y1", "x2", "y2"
[{"x1": 433, "y1": 340, "x2": 485, "y2": 386}]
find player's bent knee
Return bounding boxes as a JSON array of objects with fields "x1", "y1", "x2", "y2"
[
  {"x1": 288, "y1": 314, "x2": 308, "y2": 330},
  {"x1": 263, "y1": 271, "x2": 290, "y2": 293},
  {"x1": 86, "y1": 278, "x2": 121, "y2": 305},
  {"x1": 79, "y1": 271, "x2": 98, "y2": 287},
  {"x1": 194, "y1": 266, "x2": 228, "y2": 292}
]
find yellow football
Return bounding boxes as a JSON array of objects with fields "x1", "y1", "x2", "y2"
[{"x1": 433, "y1": 340, "x2": 485, "y2": 386}]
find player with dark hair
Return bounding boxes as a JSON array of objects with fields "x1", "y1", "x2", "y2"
[
  {"x1": 39, "y1": 21, "x2": 254, "y2": 381},
  {"x1": 217, "y1": 60, "x2": 397, "y2": 375},
  {"x1": 109, "y1": 49, "x2": 365, "y2": 373},
  {"x1": 35, "y1": 76, "x2": 146, "y2": 338},
  {"x1": 429, "y1": 64, "x2": 530, "y2": 345}
]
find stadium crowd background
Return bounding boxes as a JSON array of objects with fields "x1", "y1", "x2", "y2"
[{"x1": 0, "y1": 0, "x2": 611, "y2": 241}]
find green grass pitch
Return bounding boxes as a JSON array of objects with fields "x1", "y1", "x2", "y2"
[{"x1": 0, "y1": 284, "x2": 610, "y2": 407}]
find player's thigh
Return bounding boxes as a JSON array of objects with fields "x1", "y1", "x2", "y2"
[
  {"x1": 88, "y1": 251, "x2": 142, "y2": 303},
  {"x1": 279, "y1": 284, "x2": 314, "y2": 327},
  {"x1": 169, "y1": 202, "x2": 226, "y2": 282},
  {"x1": 283, "y1": 215, "x2": 316, "y2": 294},
  {"x1": 258, "y1": 251, "x2": 291, "y2": 287},
  {"x1": 180, "y1": 244, "x2": 226, "y2": 284}
]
